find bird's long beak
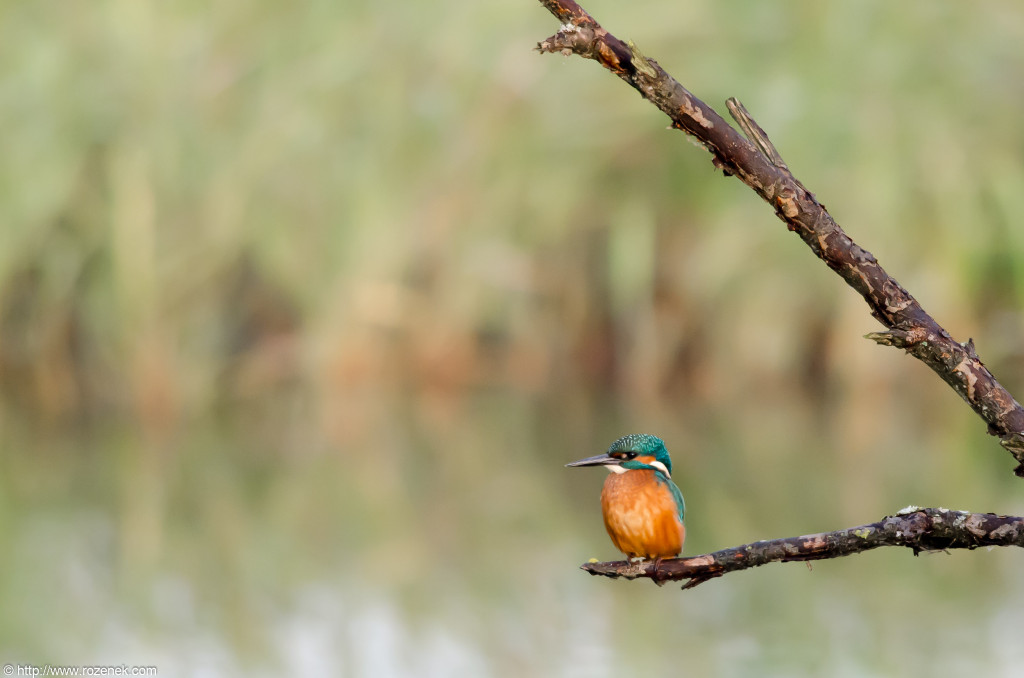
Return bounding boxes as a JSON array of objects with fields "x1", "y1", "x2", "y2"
[{"x1": 565, "y1": 453, "x2": 619, "y2": 468}]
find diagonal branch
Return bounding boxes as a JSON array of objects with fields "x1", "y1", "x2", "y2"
[
  {"x1": 534, "y1": 0, "x2": 1024, "y2": 476},
  {"x1": 583, "y1": 508, "x2": 1024, "y2": 589}
]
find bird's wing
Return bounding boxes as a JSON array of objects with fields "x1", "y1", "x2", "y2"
[{"x1": 657, "y1": 474, "x2": 686, "y2": 524}]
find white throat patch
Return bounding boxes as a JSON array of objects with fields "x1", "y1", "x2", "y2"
[{"x1": 605, "y1": 461, "x2": 671, "y2": 477}]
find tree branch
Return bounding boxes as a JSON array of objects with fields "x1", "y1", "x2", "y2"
[
  {"x1": 534, "y1": 0, "x2": 1024, "y2": 476},
  {"x1": 583, "y1": 508, "x2": 1024, "y2": 589}
]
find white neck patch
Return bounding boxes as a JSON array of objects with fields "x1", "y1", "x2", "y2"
[
  {"x1": 649, "y1": 460, "x2": 671, "y2": 478},
  {"x1": 605, "y1": 464, "x2": 627, "y2": 474}
]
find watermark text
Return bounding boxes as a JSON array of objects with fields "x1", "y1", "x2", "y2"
[{"x1": 4, "y1": 665, "x2": 157, "y2": 677}]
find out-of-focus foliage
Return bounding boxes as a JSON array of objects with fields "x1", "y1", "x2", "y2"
[{"x1": 1, "y1": 0, "x2": 1023, "y2": 675}]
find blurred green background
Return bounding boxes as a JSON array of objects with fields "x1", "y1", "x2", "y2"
[{"x1": 2, "y1": 0, "x2": 1024, "y2": 675}]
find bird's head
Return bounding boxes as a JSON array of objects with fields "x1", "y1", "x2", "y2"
[{"x1": 566, "y1": 433, "x2": 673, "y2": 478}]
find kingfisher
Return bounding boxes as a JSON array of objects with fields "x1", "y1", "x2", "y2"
[{"x1": 567, "y1": 434, "x2": 686, "y2": 574}]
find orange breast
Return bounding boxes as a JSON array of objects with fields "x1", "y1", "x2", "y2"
[{"x1": 601, "y1": 470, "x2": 685, "y2": 559}]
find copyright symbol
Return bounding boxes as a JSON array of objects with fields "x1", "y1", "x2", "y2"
[{"x1": 4, "y1": 664, "x2": 13, "y2": 676}]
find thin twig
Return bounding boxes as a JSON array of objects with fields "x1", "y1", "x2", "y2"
[
  {"x1": 582, "y1": 508, "x2": 1024, "y2": 589},
  {"x1": 534, "y1": 0, "x2": 1024, "y2": 476}
]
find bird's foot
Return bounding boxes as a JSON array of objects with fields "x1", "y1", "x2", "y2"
[
  {"x1": 651, "y1": 557, "x2": 667, "y2": 586},
  {"x1": 626, "y1": 556, "x2": 647, "y2": 577}
]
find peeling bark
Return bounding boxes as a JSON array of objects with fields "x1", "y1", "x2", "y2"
[
  {"x1": 534, "y1": 0, "x2": 1024, "y2": 476},
  {"x1": 582, "y1": 508, "x2": 1024, "y2": 589}
]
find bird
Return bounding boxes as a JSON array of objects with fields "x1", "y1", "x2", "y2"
[{"x1": 566, "y1": 434, "x2": 685, "y2": 577}]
